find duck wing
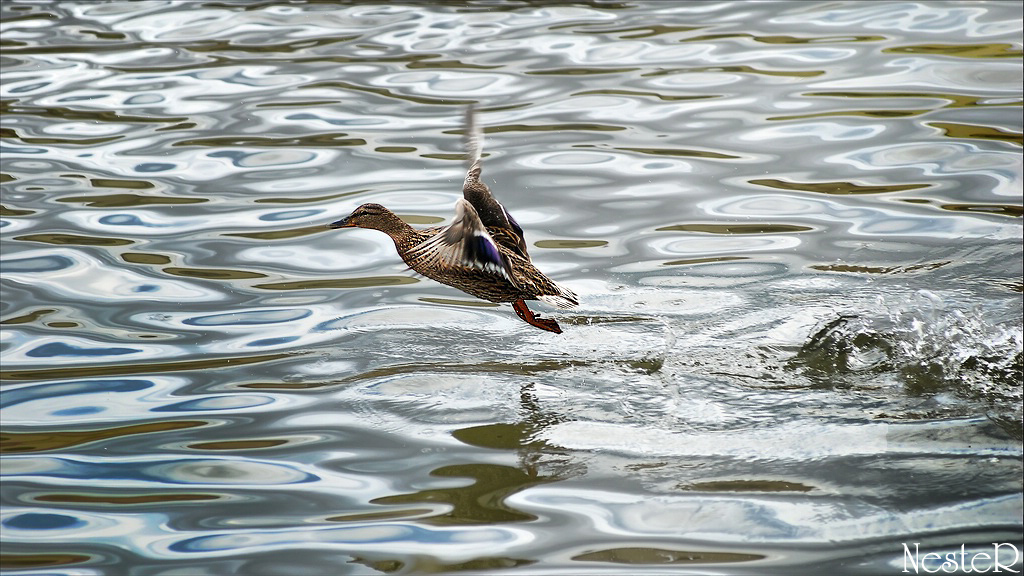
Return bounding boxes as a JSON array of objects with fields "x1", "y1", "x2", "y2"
[
  {"x1": 462, "y1": 104, "x2": 531, "y2": 260},
  {"x1": 405, "y1": 198, "x2": 514, "y2": 280}
]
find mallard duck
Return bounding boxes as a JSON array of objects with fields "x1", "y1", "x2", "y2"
[{"x1": 328, "y1": 105, "x2": 577, "y2": 333}]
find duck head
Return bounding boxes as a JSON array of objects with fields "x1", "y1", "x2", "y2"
[
  {"x1": 329, "y1": 203, "x2": 410, "y2": 235},
  {"x1": 329, "y1": 203, "x2": 391, "y2": 229}
]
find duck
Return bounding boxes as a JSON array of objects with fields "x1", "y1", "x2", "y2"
[{"x1": 328, "y1": 105, "x2": 578, "y2": 333}]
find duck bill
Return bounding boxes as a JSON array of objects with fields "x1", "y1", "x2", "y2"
[{"x1": 328, "y1": 218, "x2": 354, "y2": 229}]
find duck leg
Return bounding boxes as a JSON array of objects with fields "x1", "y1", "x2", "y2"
[{"x1": 512, "y1": 299, "x2": 562, "y2": 334}]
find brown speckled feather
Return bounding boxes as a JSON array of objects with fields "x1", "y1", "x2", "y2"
[{"x1": 390, "y1": 224, "x2": 572, "y2": 306}]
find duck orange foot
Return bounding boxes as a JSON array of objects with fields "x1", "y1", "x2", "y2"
[{"x1": 512, "y1": 299, "x2": 562, "y2": 334}]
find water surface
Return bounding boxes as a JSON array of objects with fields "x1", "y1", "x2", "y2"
[{"x1": 1, "y1": 1, "x2": 1022, "y2": 574}]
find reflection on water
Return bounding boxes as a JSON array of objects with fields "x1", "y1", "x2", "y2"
[{"x1": 1, "y1": 1, "x2": 1021, "y2": 574}]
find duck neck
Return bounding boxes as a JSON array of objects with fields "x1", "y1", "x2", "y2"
[{"x1": 374, "y1": 210, "x2": 418, "y2": 243}]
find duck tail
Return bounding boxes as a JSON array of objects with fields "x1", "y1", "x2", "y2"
[{"x1": 538, "y1": 282, "x2": 578, "y2": 309}]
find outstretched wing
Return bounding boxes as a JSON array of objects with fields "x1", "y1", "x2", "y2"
[
  {"x1": 462, "y1": 104, "x2": 530, "y2": 260},
  {"x1": 406, "y1": 198, "x2": 514, "y2": 280},
  {"x1": 464, "y1": 103, "x2": 484, "y2": 186}
]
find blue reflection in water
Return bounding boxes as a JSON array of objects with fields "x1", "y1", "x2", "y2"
[
  {"x1": 170, "y1": 523, "x2": 512, "y2": 553},
  {"x1": 99, "y1": 214, "x2": 169, "y2": 227},
  {"x1": 58, "y1": 94, "x2": 104, "y2": 102},
  {"x1": 135, "y1": 162, "x2": 176, "y2": 172},
  {"x1": 248, "y1": 336, "x2": 300, "y2": 347},
  {"x1": 3, "y1": 513, "x2": 83, "y2": 530},
  {"x1": 3, "y1": 457, "x2": 319, "y2": 484},
  {"x1": 26, "y1": 342, "x2": 141, "y2": 358},
  {"x1": 2, "y1": 255, "x2": 74, "y2": 273},
  {"x1": 0, "y1": 380, "x2": 153, "y2": 409},
  {"x1": 208, "y1": 150, "x2": 253, "y2": 166},
  {"x1": 52, "y1": 406, "x2": 106, "y2": 416},
  {"x1": 10, "y1": 82, "x2": 52, "y2": 94}
]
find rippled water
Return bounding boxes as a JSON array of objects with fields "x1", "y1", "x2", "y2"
[{"x1": 2, "y1": 1, "x2": 1022, "y2": 574}]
